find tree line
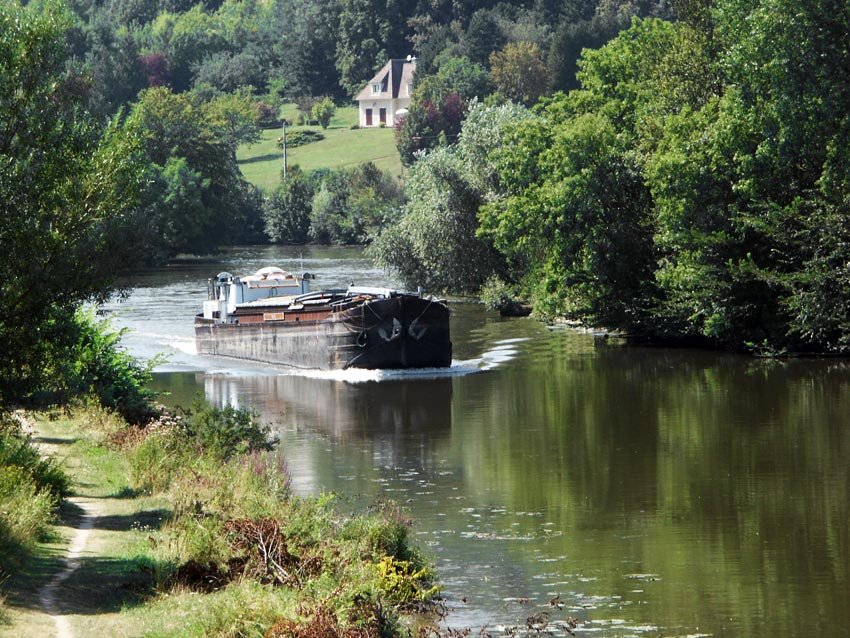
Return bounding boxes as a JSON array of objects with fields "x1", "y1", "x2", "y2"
[
  {"x1": 374, "y1": 1, "x2": 850, "y2": 354},
  {"x1": 52, "y1": 0, "x2": 669, "y2": 252}
]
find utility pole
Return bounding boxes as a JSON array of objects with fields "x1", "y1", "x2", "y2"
[{"x1": 282, "y1": 119, "x2": 287, "y2": 180}]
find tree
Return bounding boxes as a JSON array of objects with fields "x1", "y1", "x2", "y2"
[
  {"x1": 463, "y1": 9, "x2": 506, "y2": 68},
  {"x1": 201, "y1": 89, "x2": 261, "y2": 155},
  {"x1": 83, "y1": 13, "x2": 148, "y2": 117},
  {"x1": 122, "y1": 87, "x2": 262, "y2": 259},
  {"x1": 312, "y1": 97, "x2": 336, "y2": 129},
  {"x1": 0, "y1": 0, "x2": 148, "y2": 403},
  {"x1": 335, "y1": 0, "x2": 388, "y2": 97},
  {"x1": 271, "y1": 0, "x2": 344, "y2": 100},
  {"x1": 192, "y1": 50, "x2": 265, "y2": 93},
  {"x1": 383, "y1": 100, "x2": 535, "y2": 291},
  {"x1": 147, "y1": 5, "x2": 228, "y2": 92},
  {"x1": 263, "y1": 175, "x2": 313, "y2": 244},
  {"x1": 139, "y1": 52, "x2": 171, "y2": 87},
  {"x1": 396, "y1": 93, "x2": 466, "y2": 165},
  {"x1": 548, "y1": 16, "x2": 621, "y2": 94},
  {"x1": 395, "y1": 57, "x2": 489, "y2": 165},
  {"x1": 489, "y1": 41, "x2": 549, "y2": 106}
]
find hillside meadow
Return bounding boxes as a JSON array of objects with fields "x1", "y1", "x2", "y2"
[{"x1": 237, "y1": 105, "x2": 403, "y2": 191}]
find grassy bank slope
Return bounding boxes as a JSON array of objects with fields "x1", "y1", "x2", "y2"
[
  {"x1": 237, "y1": 105, "x2": 402, "y2": 191},
  {"x1": 2, "y1": 407, "x2": 438, "y2": 637},
  {"x1": 1, "y1": 411, "x2": 167, "y2": 637}
]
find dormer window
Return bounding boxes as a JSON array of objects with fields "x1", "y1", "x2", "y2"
[{"x1": 372, "y1": 83, "x2": 381, "y2": 95}]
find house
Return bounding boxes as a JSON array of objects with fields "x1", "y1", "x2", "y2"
[{"x1": 355, "y1": 57, "x2": 416, "y2": 128}]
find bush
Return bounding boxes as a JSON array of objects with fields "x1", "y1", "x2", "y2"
[
  {"x1": 0, "y1": 465, "x2": 56, "y2": 575},
  {"x1": 0, "y1": 426, "x2": 70, "y2": 499},
  {"x1": 72, "y1": 311, "x2": 160, "y2": 424},
  {"x1": 374, "y1": 555, "x2": 439, "y2": 604},
  {"x1": 479, "y1": 275, "x2": 529, "y2": 316},
  {"x1": 264, "y1": 174, "x2": 314, "y2": 244},
  {"x1": 127, "y1": 426, "x2": 188, "y2": 494},
  {"x1": 254, "y1": 101, "x2": 279, "y2": 128},
  {"x1": 281, "y1": 129, "x2": 325, "y2": 148},
  {"x1": 312, "y1": 97, "x2": 336, "y2": 129},
  {"x1": 39, "y1": 310, "x2": 159, "y2": 424},
  {"x1": 180, "y1": 397, "x2": 277, "y2": 461},
  {"x1": 0, "y1": 424, "x2": 68, "y2": 577}
]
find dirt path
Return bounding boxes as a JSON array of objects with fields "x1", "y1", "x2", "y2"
[
  {"x1": 8, "y1": 412, "x2": 122, "y2": 638},
  {"x1": 13, "y1": 411, "x2": 97, "y2": 638},
  {"x1": 3, "y1": 411, "x2": 164, "y2": 637},
  {"x1": 36, "y1": 498, "x2": 96, "y2": 638}
]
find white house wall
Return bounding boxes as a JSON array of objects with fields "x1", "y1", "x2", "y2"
[{"x1": 358, "y1": 97, "x2": 412, "y2": 127}]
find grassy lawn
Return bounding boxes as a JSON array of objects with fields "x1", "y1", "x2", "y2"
[{"x1": 237, "y1": 104, "x2": 403, "y2": 191}]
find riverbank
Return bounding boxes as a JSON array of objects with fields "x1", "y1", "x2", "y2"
[{"x1": 1, "y1": 407, "x2": 439, "y2": 637}]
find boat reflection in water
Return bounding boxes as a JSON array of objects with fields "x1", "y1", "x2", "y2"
[{"x1": 201, "y1": 372, "x2": 453, "y2": 447}]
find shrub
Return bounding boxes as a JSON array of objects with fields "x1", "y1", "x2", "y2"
[
  {"x1": 264, "y1": 174, "x2": 314, "y2": 244},
  {"x1": 255, "y1": 101, "x2": 279, "y2": 127},
  {"x1": 0, "y1": 425, "x2": 68, "y2": 577},
  {"x1": 180, "y1": 397, "x2": 277, "y2": 461},
  {"x1": 127, "y1": 426, "x2": 188, "y2": 494},
  {"x1": 312, "y1": 97, "x2": 336, "y2": 129},
  {"x1": 282, "y1": 130, "x2": 325, "y2": 148},
  {"x1": 0, "y1": 465, "x2": 56, "y2": 574},
  {"x1": 0, "y1": 427, "x2": 70, "y2": 499},
  {"x1": 374, "y1": 555, "x2": 439, "y2": 604},
  {"x1": 50, "y1": 310, "x2": 160, "y2": 424},
  {"x1": 478, "y1": 275, "x2": 529, "y2": 316}
]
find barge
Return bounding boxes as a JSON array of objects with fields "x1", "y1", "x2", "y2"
[{"x1": 194, "y1": 267, "x2": 452, "y2": 370}]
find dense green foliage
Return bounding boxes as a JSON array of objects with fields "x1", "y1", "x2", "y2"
[
  {"x1": 53, "y1": 310, "x2": 159, "y2": 424},
  {"x1": 0, "y1": 1, "x2": 150, "y2": 405},
  {"x1": 120, "y1": 86, "x2": 266, "y2": 260},
  {"x1": 373, "y1": 101, "x2": 534, "y2": 293},
  {"x1": 388, "y1": 2, "x2": 850, "y2": 354},
  {"x1": 480, "y1": 5, "x2": 850, "y2": 352},
  {"x1": 57, "y1": 0, "x2": 669, "y2": 166},
  {"x1": 265, "y1": 163, "x2": 403, "y2": 245},
  {"x1": 179, "y1": 397, "x2": 276, "y2": 461},
  {"x1": 395, "y1": 1, "x2": 669, "y2": 162},
  {"x1": 20, "y1": 0, "x2": 675, "y2": 260},
  {"x1": 5, "y1": 0, "x2": 849, "y2": 414}
]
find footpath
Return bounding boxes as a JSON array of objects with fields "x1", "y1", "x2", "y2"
[{"x1": 2, "y1": 414, "x2": 167, "y2": 638}]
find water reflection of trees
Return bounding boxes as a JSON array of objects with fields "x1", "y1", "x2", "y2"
[{"x1": 452, "y1": 340, "x2": 850, "y2": 635}]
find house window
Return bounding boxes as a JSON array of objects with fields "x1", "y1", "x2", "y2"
[
  {"x1": 407, "y1": 83, "x2": 412, "y2": 96},
  {"x1": 372, "y1": 83, "x2": 381, "y2": 95},
  {"x1": 379, "y1": 108, "x2": 386, "y2": 124},
  {"x1": 365, "y1": 108, "x2": 373, "y2": 126}
]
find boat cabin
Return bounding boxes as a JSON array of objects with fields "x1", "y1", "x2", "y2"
[{"x1": 203, "y1": 267, "x2": 314, "y2": 323}]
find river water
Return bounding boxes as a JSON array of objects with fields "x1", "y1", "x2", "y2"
[{"x1": 104, "y1": 245, "x2": 849, "y2": 638}]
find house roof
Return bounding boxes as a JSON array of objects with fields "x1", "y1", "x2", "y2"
[{"x1": 356, "y1": 59, "x2": 416, "y2": 101}]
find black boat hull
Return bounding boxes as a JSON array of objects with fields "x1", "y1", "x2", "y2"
[{"x1": 195, "y1": 295, "x2": 452, "y2": 370}]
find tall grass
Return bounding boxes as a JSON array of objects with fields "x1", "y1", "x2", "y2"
[{"x1": 0, "y1": 418, "x2": 70, "y2": 578}]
